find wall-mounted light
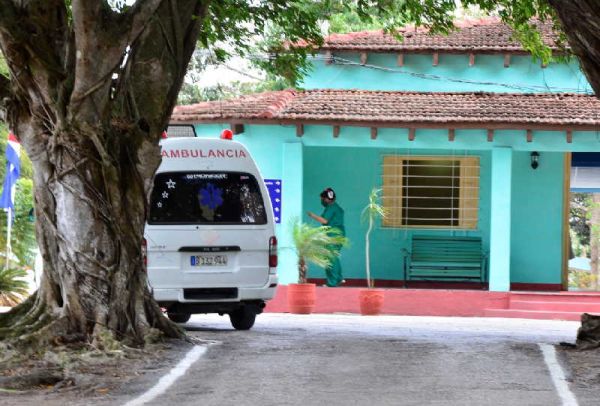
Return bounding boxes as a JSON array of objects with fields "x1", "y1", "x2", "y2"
[{"x1": 531, "y1": 151, "x2": 540, "y2": 170}]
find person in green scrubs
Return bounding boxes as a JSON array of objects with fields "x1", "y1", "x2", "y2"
[{"x1": 307, "y1": 188, "x2": 346, "y2": 287}]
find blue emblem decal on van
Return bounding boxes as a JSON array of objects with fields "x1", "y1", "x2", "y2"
[{"x1": 199, "y1": 183, "x2": 223, "y2": 209}]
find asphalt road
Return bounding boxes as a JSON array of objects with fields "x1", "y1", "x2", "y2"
[{"x1": 137, "y1": 313, "x2": 585, "y2": 406}]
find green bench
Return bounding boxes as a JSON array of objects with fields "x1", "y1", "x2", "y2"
[{"x1": 403, "y1": 235, "x2": 488, "y2": 285}]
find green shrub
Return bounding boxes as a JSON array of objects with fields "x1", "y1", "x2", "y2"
[
  {"x1": 568, "y1": 270, "x2": 597, "y2": 290},
  {"x1": 291, "y1": 219, "x2": 349, "y2": 284},
  {"x1": 0, "y1": 267, "x2": 29, "y2": 306}
]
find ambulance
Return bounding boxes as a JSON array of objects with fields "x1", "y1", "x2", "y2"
[{"x1": 144, "y1": 130, "x2": 278, "y2": 330}]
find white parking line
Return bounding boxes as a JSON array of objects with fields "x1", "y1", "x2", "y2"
[
  {"x1": 538, "y1": 343, "x2": 578, "y2": 406},
  {"x1": 123, "y1": 345, "x2": 207, "y2": 406}
]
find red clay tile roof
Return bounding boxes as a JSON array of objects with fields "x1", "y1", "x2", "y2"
[
  {"x1": 172, "y1": 90, "x2": 297, "y2": 121},
  {"x1": 172, "y1": 89, "x2": 600, "y2": 130},
  {"x1": 319, "y1": 18, "x2": 560, "y2": 54}
]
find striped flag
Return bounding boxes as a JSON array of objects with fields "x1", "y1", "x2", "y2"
[{"x1": 0, "y1": 132, "x2": 21, "y2": 214}]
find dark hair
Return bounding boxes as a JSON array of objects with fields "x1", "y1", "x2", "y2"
[{"x1": 320, "y1": 188, "x2": 336, "y2": 200}]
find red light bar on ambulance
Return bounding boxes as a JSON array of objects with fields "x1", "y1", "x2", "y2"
[{"x1": 221, "y1": 129, "x2": 234, "y2": 140}]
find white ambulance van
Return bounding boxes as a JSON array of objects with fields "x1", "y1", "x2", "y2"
[{"x1": 144, "y1": 132, "x2": 278, "y2": 330}]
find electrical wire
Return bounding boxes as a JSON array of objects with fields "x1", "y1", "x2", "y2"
[{"x1": 204, "y1": 51, "x2": 593, "y2": 94}]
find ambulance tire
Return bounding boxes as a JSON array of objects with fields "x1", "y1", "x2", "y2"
[
  {"x1": 167, "y1": 312, "x2": 191, "y2": 324},
  {"x1": 229, "y1": 307, "x2": 256, "y2": 330}
]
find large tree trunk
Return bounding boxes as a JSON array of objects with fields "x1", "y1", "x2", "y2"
[
  {"x1": 0, "y1": 0, "x2": 209, "y2": 347},
  {"x1": 548, "y1": 1, "x2": 600, "y2": 95}
]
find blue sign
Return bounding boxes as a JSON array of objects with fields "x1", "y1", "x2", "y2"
[{"x1": 264, "y1": 179, "x2": 282, "y2": 224}]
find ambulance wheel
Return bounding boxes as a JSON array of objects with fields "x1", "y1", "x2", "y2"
[
  {"x1": 229, "y1": 307, "x2": 256, "y2": 330},
  {"x1": 167, "y1": 312, "x2": 191, "y2": 324}
]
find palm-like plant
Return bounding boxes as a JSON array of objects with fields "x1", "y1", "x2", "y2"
[
  {"x1": 361, "y1": 188, "x2": 388, "y2": 289},
  {"x1": 292, "y1": 219, "x2": 349, "y2": 284},
  {"x1": 0, "y1": 267, "x2": 29, "y2": 306}
]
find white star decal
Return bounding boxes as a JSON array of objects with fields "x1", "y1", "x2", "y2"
[
  {"x1": 162, "y1": 191, "x2": 169, "y2": 199},
  {"x1": 157, "y1": 202, "x2": 163, "y2": 208},
  {"x1": 166, "y1": 179, "x2": 176, "y2": 189}
]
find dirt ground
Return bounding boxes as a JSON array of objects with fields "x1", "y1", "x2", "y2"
[
  {"x1": 0, "y1": 339, "x2": 196, "y2": 406},
  {"x1": 560, "y1": 345, "x2": 600, "y2": 403}
]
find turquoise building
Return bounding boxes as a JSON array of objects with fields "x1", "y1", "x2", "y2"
[{"x1": 170, "y1": 19, "x2": 600, "y2": 292}]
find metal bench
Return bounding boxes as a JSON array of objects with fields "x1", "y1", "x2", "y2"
[{"x1": 403, "y1": 235, "x2": 487, "y2": 285}]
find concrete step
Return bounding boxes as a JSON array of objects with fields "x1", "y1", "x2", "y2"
[
  {"x1": 483, "y1": 308, "x2": 591, "y2": 321},
  {"x1": 509, "y1": 300, "x2": 600, "y2": 313},
  {"x1": 509, "y1": 292, "x2": 600, "y2": 304}
]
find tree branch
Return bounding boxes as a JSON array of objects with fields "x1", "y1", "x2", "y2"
[
  {"x1": 125, "y1": 0, "x2": 164, "y2": 42},
  {"x1": 548, "y1": 0, "x2": 600, "y2": 95},
  {"x1": 124, "y1": 0, "x2": 210, "y2": 130}
]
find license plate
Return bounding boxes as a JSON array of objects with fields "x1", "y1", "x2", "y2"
[{"x1": 191, "y1": 255, "x2": 228, "y2": 266}]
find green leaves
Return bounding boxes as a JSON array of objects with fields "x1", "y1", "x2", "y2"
[
  {"x1": 0, "y1": 267, "x2": 28, "y2": 307},
  {"x1": 361, "y1": 188, "x2": 388, "y2": 223},
  {"x1": 0, "y1": 55, "x2": 7, "y2": 78},
  {"x1": 291, "y1": 219, "x2": 349, "y2": 281}
]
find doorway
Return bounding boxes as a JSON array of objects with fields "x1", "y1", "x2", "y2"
[{"x1": 568, "y1": 152, "x2": 600, "y2": 291}]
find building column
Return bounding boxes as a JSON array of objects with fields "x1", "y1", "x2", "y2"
[
  {"x1": 489, "y1": 147, "x2": 512, "y2": 292},
  {"x1": 278, "y1": 142, "x2": 303, "y2": 284}
]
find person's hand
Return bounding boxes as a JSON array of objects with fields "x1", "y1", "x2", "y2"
[{"x1": 307, "y1": 211, "x2": 314, "y2": 219}]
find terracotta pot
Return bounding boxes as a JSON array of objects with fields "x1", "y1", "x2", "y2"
[
  {"x1": 359, "y1": 289, "x2": 385, "y2": 315},
  {"x1": 287, "y1": 283, "x2": 316, "y2": 314}
]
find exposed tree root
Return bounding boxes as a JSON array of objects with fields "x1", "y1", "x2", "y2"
[
  {"x1": 0, "y1": 294, "x2": 37, "y2": 329},
  {"x1": 0, "y1": 336, "x2": 191, "y2": 393},
  {"x1": 0, "y1": 291, "x2": 186, "y2": 357},
  {"x1": 0, "y1": 299, "x2": 189, "y2": 392}
]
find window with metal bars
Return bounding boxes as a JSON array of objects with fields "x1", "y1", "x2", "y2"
[{"x1": 382, "y1": 155, "x2": 480, "y2": 229}]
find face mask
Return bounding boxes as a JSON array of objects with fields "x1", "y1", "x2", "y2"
[{"x1": 321, "y1": 200, "x2": 328, "y2": 207}]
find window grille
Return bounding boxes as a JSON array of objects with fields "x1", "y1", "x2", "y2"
[{"x1": 382, "y1": 155, "x2": 480, "y2": 229}]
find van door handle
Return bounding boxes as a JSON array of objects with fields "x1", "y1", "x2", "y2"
[{"x1": 178, "y1": 246, "x2": 241, "y2": 252}]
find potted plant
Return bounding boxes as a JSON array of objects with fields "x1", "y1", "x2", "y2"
[
  {"x1": 359, "y1": 188, "x2": 388, "y2": 315},
  {"x1": 287, "y1": 219, "x2": 349, "y2": 314}
]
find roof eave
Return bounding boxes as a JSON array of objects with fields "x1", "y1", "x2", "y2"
[{"x1": 172, "y1": 118, "x2": 600, "y2": 132}]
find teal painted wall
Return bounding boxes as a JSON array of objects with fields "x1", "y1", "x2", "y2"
[
  {"x1": 192, "y1": 124, "x2": 591, "y2": 285},
  {"x1": 510, "y1": 151, "x2": 565, "y2": 284},
  {"x1": 302, "y1": 53, "x2": 592, "y2": 94},
  {"x1": 302, "y1": 147, "x2": 491, "y2": 283},
  {"x1": 302, "y1": 147, "x2": 563, "y2": 285}
]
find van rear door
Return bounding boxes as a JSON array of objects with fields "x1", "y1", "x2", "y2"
[{"x1": 146, "y1": 171, "x2": 272, "y2": 290}]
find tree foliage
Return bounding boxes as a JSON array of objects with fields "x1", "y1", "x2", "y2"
[{"x1": 571, "y1": 192, "x2": 592, "y2": 255}]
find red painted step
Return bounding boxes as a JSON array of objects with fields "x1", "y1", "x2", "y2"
[
  {"x1": 509, "y1": 300, "x2": 600, "y2": 313},
  {"x1": 509, "y1": 292, "x2": 600, "y2": 304},
  {"x1": 483, "y1": 308, "x2": 594, "y2": 321}
]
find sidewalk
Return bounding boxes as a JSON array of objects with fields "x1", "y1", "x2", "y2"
[{"x1": 264, "y1": 285, "x2": 600, "y2": 321}]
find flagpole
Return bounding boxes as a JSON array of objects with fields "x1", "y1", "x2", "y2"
[{"x1": 5, "y1": 207, "x2": 11, "y2": 270}]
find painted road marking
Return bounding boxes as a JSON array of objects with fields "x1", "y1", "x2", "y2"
[
  {"x1": 123, "y1": 345, "x2": 207, "y2": 406},
  {"x1": 538, "y1": 343, "x2": 578, "y2": 406}
]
